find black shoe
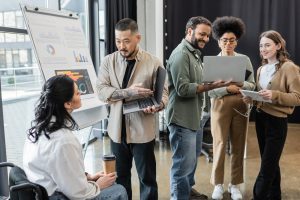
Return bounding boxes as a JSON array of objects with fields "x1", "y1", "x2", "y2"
[{"x1": 190, "y1": 188, "x2": 208, "y2": 200}]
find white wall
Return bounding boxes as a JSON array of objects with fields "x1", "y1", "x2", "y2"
[
  {"x1": 137, "y1": 0, "x2": 164, "y2": 63},
  {"x1": 137, "y1": 0, "x2": 165, "y2": 137}
]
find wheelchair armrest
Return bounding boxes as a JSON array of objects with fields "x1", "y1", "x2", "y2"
[
  {"x1": 0, "y1": 162, "x2": 15, "y2": 168},
  {"x1": 10, "y1": 182, "x2": 40, "y2": 192}
]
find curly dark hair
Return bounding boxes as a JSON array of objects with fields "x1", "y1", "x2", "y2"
[
  {"x1": 259, "y1": 30, "x2": 290, "y2": 68},
  {"x1": 212, "y1": 16, "x2": 245, "y2": 40},
  {"x1": 28, "y1": 75, "x2": 78, "y2": 143}
]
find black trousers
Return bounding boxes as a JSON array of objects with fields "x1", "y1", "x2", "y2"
[
  {"x1": 110, "y1": 137, "x2": 158, "y2": 200},
  {"x1": 253, "y1": 110, "x2": 287, "y2": 200}
]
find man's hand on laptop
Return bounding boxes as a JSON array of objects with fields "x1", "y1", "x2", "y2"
[
  {"x1": 143, "y1": 102, "x2": 164, "y2": 114},
  {"x1": 129, "y1": 83, "x2": 153, "y2": 97},
  {"x1": 231, "y1": 82, "x2": 244, "y2": 87},
  {"x1": 198, "y1": 80, "x2": 232, "y2": 93},
  {"x1": 109, "y1": 83, "x2": 153, "y2": 101},
  {"x1": 210, "y1": 79, "x2": 232, "y2": 90}
]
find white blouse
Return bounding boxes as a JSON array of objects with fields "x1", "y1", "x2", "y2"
[
  {"x1": 23, "y1": 128, "x2": 100, "y2": 199},
  {"x1": 259, "y1": 62, "x2": 278, "y2": 89}
]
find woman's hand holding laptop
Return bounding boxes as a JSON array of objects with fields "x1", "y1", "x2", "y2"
[
  {"x1": 226, "y1": 84, "x2": 241, "y2": 94},
  {"x1": 226, "y1": 82, "x2": 244, "y2": 94}
]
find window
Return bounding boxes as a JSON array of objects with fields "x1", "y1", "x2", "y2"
[
  {"x1": 99, "y1": 0, "x2": 105, "y2": 60},
  {"x1": 60, "y1": 0, "x2": 88, "y2": 42},
  {"x1": 0, "y1": 0, "x2": 47, "y2": 168}
]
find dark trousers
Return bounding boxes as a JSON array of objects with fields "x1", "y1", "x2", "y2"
[
  {"x1": 253, "y1": 110, "x2": 287, "y2": 200},
  {"x1": 111, "y1": 138, "x2": 158, "y2": 200}
]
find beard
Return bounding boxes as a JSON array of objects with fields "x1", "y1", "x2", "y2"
[
  {"x1": 119, "y1": 48, "x2": 136, "y2": 59},
  {"x1": 190, "y1": 32, "x2": 206, "y2": 49}
]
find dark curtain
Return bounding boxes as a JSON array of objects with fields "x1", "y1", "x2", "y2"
[
  {"x1": 164, "y1": 0, "x2": 300, "y2": 123},
  {"x1": 105, "y1": 0, "x2": 137, "y2": 55}
]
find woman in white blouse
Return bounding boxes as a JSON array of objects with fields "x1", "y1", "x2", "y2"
[{"x1": 23, "y1": 75, "x2": 127, "y2": 200}]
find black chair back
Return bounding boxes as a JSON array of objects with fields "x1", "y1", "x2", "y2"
[{"x1": 9, "y1": 165, "x2": 49, "y2": 200}]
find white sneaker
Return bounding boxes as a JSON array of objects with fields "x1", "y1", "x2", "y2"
[
  {"x1": 212, "y1": 184, "x2": 224, "y2": 200},
  {"x1": 228, "y1": 184, "x2": 243, "y2": 200}
]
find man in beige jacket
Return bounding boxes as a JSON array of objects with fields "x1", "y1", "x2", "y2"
[{"x1": 96, "y1": 18, "x2": 168, "y2": 200}]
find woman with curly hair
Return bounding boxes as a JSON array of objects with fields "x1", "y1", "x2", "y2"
[
  {"x1": 244, "y1": 30, "x2": 300, "y2": 200},
  {"x1": 23, "y1": 75, "x2": 127, "y2": 200},
  {"x1": 208, "y1": 16, "x2": 255, "y2": 200}
]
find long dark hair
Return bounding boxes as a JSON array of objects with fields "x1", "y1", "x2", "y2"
[
  {"x1": 28, "y1": 75, "x2": 78, "y2": 143},
  {"x1": 259, "y1": 30, "x2": 290, "y2": 68}
]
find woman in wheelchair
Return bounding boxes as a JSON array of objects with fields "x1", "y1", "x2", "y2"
[{"x1": 23, "y1": 75, "x2": 127, "y2": 200}]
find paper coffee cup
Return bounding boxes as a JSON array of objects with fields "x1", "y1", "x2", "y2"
[{"x1": 102, "y1": 155, "x2": 116, "y2": 174}]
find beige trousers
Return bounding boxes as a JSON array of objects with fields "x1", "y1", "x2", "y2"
[{"x1": 210, "y1": 94, "x2": 248, "y2": 185}]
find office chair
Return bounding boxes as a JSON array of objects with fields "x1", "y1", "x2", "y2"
[
  {"x1": 201, "y1": 117, "x2": 213, "y2": 162},
  {"x1": 0, "y1": 162, "x2": 49, "y2": 200}
]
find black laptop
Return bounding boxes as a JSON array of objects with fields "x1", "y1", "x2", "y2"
[{"x1": 123, "y1": 66, "x2": 166, "y2": 114}]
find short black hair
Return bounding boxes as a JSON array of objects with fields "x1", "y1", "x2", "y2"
[
  {"x1": 185, "y1": 16, "x2": 212, "y2": 35},
  {"x1": 115, "y1": 18, "x2": 138, "y2": 33},
  {"x1": 212, "y1": 16, "x2": 245, "y2": 40}
]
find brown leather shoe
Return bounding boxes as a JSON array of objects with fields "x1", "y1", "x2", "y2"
[{"x1": 190, "y1": 188, "x2": 208, "y2": 200}]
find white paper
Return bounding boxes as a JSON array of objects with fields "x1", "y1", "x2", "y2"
[
  {"x1": 21, "y1": 5, "x2": 107, "y2": 128},
  {"x1": 240, "y1": 90, "x2": 272, "y2": 103}
]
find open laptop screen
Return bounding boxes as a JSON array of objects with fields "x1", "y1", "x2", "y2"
[
  {"x1": 202, "y1": 56, "x2": 247, "y2": 83},
  {"x1": 154, "y1": 66, "x2": 166, "y2": 103}
]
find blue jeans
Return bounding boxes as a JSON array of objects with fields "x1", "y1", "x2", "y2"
[
  {"x1": 49, "y1": 184, "x2": 128, "y2": 200},
  {"x1": 188, "y1": 112, "x2": 209, "y2": 187},
  {"x1": 168, "y1": 124, "x2": 203, "y2": 200}
]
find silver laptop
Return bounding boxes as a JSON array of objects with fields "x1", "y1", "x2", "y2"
[
  {"x1": 123, "y1": 66, "x2": 166, "y2": 114},
  {"x1": 202, "y1": 56, "x2": 247, "y2": 83}
]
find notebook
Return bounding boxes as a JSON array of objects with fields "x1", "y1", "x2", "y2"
[
  {"x1": 202, "y1": 56, "x2": 248, "y2": 83},
  {"x1": 123, "y1": 66, "x2": 166, "y2": 114}
]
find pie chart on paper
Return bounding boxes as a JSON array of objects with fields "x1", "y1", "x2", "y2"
[{"x1": 46, "y1": 44, "x2": 55, "y2": 55}]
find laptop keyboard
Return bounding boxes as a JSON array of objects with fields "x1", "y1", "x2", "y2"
[{"x1": 138, "y1": 98, "x2": 154, "y2": 109}]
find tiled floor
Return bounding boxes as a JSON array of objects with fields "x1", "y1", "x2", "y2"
[{"x1": 84, "y1": 122, "x2": 300, "y2": 200}]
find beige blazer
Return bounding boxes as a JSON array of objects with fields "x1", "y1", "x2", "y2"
[{"x1": 96, "y1": 48, "x2": 168, "y2": 143}]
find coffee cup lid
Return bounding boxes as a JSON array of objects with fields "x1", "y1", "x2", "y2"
[{"x1": 102, "y1": 154, "x2": 116, "y2": 161}]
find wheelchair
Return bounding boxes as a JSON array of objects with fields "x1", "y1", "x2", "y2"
[{"x1": 0, "y1": 162, "x2": 49, "y2": 200}]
